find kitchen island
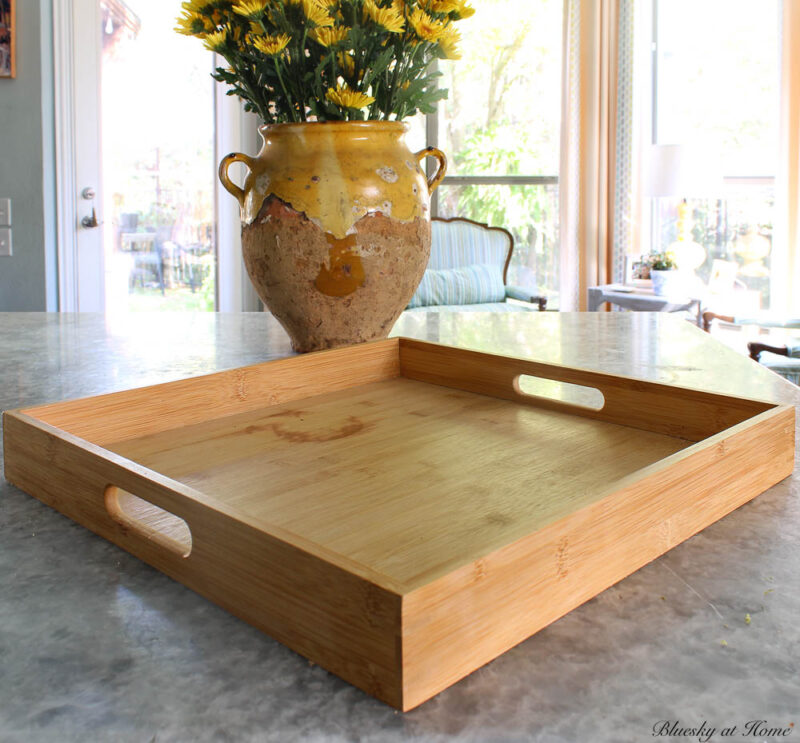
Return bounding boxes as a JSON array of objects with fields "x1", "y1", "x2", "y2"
[{"x1": 1, "y1": 311, "x2": 797, "y2": 742}]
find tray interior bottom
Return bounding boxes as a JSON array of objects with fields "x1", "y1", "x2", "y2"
[{"x1": 106, "y1": 378, "x2": 691, "y2": 586}]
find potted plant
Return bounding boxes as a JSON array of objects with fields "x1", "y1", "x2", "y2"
[
  {"x1": 176, "y1": 0, "x2": 473, "y2": 352},
  {"x1": 647, "y1": 252, "x2": 681, "y2": 296}
]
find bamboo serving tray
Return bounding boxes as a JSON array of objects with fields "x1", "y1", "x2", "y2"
[{"x1": 3, "y1": 339, "x2": 795, "y2": 710}]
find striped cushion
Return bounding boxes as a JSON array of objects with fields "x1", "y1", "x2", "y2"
[
  {"x1": 407, "y1": 264, "x2": 506, "y2": 308},
  {"x1": 429, "y1": 220, "x2": 510, "y2": 271}
]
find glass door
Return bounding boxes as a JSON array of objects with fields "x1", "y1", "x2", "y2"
[{"x1": 100, "y1": 0, "x2": 217, "y2": 313}]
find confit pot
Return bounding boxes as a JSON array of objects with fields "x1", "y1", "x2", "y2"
[{"x1": 219, "y1": 121, "x2": 446, "y2": 352}]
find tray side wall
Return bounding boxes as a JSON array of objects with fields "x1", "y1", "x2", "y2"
[
  {"x1": 400, "y1": 405, "x2": 795, "y2": 711},
  {"x1": 19, "y1": 339, "x2": 401, "y2": 446},
  {"x1": 3, "y1": 412, "x2": 405, "y2": 708},
  {"x1": 399, "y1": 339, "x2": 774, "y2": 441}
]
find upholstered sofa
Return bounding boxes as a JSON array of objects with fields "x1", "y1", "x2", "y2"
[{"x1": 405, "y1": 217, "x2": 547, "y2": 313}]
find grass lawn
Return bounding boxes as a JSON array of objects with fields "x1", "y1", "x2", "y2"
[{"x1": 126, "y1": 286, "x2": 214, "y2": 312}]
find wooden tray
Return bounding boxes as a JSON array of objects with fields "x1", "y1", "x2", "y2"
[{"x1": 3, "y1": 338, "x2": 794, "y2": 710}]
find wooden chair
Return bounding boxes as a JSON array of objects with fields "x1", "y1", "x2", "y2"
[{"x1": 702, "y1": 311, "x2": 800, "y2": 384}]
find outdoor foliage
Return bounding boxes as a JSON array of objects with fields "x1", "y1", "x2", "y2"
[
  {"x1": 436, "y1": 0, "x2": 562, "y2": 296},
  {"x1": 175, "y1": 0, "x2": 474, "y2": 123}
]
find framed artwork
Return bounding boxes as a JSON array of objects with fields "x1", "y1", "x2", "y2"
[
  {"x1": 0, "y1": 0, "x2": 14, "y2": 79},
  {"x1": 624, "y1": 254, "x2": 651, "y2": 285}
]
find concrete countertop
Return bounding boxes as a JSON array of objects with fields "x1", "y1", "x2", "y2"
[{"x1": 1, "y1": 312, "x2": 797, "y2": 742}]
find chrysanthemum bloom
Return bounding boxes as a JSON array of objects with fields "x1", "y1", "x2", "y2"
[
  {"x1": 203, "y1": 29, "x2": 229, "y2": 51},
  {"x1": 437, "y1": 24, "x2": 461, "y2": 59},
  {"x1": 428, "y1": 0, "x2": 460, "y2": 14},
  {"x1": 176, "y1": 0, "x2": 471, "y2": 122},
  {"x1": 363, "y1": 0, "x2": 405, "y2": 33},
  {"x1": 408, "y1": 8, "x2": 446, "y2": 41},
  {"x1": 302, "y1": 0, "x2": 334, "y2": 27},
  {"x1": 253, "y1": 33, "x2": 292, "y2": 55},
  {"x1": 336, "y1": 52, "x2": 357, "y2": 77},
  {"x1": 233, "y1": 0, "x2": 270, "y2": 19},
  {"x1": 180, "y1": 0, "x2": 213, "y2": 13},
  {"x1": 311, "y1": 26, "x2": 350, "y2": 47},
  {"x1": 452, "y1": 0, "x2": 475, "y2": 19},
  {"x1": 175, "y1": 11, "x2": 213, "y2": 37},
  {"x1": 326, "y1": 83, "x2": 376, "y2": 109}
]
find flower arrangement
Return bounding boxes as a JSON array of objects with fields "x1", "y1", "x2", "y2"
[
  {"x1": 175, "y1": 0, "x2": 474, "y2": 124},
  {"x1": 647, "y1": 252, "x2": 677, "y2": 271}
]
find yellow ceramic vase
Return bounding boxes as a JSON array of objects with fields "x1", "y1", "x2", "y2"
[{"x1": 219, "y1": 121, "x2": 446, "y2": 352}]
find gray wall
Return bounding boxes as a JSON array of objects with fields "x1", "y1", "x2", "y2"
[{"x1": 0, "y1": 0, "x2": 57, "y2": 311}]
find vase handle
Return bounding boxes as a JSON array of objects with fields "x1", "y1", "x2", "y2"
[
  {"x1": 414, "y1": 147, "x2": 448, "y2": 194},
  {"x1": 219, "y1": 152, "x2": 256, "y2": 208}
]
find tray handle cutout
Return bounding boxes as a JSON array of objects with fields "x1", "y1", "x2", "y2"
[
  {"x1": 514, "y1": 375, "x2": 605, "y2": 412},
  {"x1": 104, "y1": 485, "x2": 193, "y2": 558}
]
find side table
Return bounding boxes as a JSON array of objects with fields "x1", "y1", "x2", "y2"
[{"x1": 588, "y1": 284, "x2": 702, "y2": 324}]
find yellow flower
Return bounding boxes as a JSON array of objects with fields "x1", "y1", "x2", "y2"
[
  {"x1": 428, "y1": 0, "x2": 459, "y2": 13},
  {"x1": 363, "y1": 0, "x2": 405, "y2": 33},
  {"x1": 253, "y1": 32, "x2": 292, "y2": 54},
  {"x1": 316, "y1": 0, "x2": 339, "y2": 6},
  {"x1": 408, "y1": 8, "x2": 446, "y2": 41},
  {"x1": 175, "y1": 11, "x2": 213, "y2": 37},
  {"x1": 337, "y1": 52, "x2": 356, "y2": 77},
  {"x1": 421, "y1": 0, "x2": 473, "y2": 17},
  {"x1": 326, "y1": 83, "x2": 375, "y2": 109},
  {"x1": 233, "y1": 0, "x2": 270, "y2": 19},
  {"x1": 302, "y1": 0, "x2": 334, "y2": 27},
  {"x1": 311, "y1": 26, "x2": 350, "y2": 47},
  {"x1": 437, "y1": 24, "x2": 461, "y2": 59},
  {"x1": 451, "y1": 0, "x2": 475, "y2": 18},
  {"x1": 180, "y1": 0, "x2": 212, "y2": 12},
  {"x1": 203, "y1": 28, "x2": 228, "y2": 51},
  {"x1": 440, "y1": 0, "x2": 475, "y2": 20}
]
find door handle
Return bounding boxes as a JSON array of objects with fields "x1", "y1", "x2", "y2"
[
  {"x1": 81, "y1": 207, "x2": 102, "y2": 229},
  {"x1": 80, "y1": 187, "x2": 102, "y2": 229}
]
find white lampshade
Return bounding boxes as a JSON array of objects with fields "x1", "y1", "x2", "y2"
[{"x1": 645, "y1": 144, "x2": 722, "y2": 198}]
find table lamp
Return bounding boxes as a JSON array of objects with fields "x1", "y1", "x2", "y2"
[{"x1": 645, "y1": 144, "x2": 722, "y2": 272}]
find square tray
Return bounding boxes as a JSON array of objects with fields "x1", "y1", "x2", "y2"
[{"x1": 3, "y1": 338, "x2": 794, "y2": 710}]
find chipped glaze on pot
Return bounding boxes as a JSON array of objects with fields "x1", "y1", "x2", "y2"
[
  {"x1": 219, "y1": 121, "x2": 447, "y2": 353},
  {"x1": 220, "y1": 122, "x2": 446, "y2": 239}
]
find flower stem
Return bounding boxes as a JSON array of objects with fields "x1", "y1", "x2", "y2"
[{"x1": 273, "y1": 57, "x2": 298, "y2": 122}]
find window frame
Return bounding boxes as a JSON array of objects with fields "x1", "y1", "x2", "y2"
[{"x1": 422, "y1": 63, "x2": 560, "y2": 219}]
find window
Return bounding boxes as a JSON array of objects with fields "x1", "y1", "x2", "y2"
[
  {"x1": 649, "y1": 0, "x2": 781, "y2": 309},
  {"x1": 425, "y1": 0, "x2": 563, "y2": 303}
]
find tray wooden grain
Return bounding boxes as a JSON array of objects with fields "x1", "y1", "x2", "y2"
[{"x1": 3, "y1": 338, "x2": 795, "y2": 710}]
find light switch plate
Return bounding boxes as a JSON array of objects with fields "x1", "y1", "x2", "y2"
[
  {"x1": 0, "y1": 199, "x2": 10, "y2": 226},
  {"x1": 0, "y1": 228, "x2": 12, "y2": 256}
]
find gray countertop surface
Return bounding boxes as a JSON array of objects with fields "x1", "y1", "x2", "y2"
[{"x1": 1, "y1": 311, "x2": 798, "y2": 743}]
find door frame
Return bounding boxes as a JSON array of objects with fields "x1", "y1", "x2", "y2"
[
  {"x1": 52, "y1": 1, "x2": 260, "y2": 313},
  {"x1": 53, "y1": 0, "x2": 79, "y2": 312}
]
